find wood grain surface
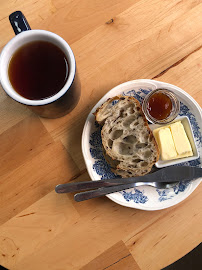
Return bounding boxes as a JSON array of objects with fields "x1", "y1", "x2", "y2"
[{"x1": 0, "y1": 0, "x2": 202, "y2": 269}]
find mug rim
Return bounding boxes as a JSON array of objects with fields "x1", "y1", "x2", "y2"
[{"x1": 0, "y1": 29, "x2": 76, "y2": 106}]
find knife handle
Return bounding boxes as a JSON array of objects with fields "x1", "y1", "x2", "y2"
[
  {"x1": 55, "y1": 180, "x2": 122, "y2": 193},
  {"x1": 74, "y1": 182, "x2": 142, "y2": 202}
]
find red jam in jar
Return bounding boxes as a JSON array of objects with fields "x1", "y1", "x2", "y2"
[{"x1": 147, "y1": 92, "x2": 172, "y2": 120}]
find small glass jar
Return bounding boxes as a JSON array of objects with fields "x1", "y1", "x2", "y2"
[{"x1": 142, "y1": 89, "x2": 180, "y2": 124}]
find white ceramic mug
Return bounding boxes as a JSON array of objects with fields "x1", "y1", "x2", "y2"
[{"x1": 0, "y1": 11, "x2": 80, "y2": 118}]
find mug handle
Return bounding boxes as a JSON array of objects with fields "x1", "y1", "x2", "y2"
[{"x1": 9, "y1": 11, "x2": 31, "y2": 35}]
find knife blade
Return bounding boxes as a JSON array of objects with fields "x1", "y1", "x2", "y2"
[{"x1": 55, "y1": 166, "x2": 202, "y2": 193}]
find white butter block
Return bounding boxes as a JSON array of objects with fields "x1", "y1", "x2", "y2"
[
  {"x1": 157, "y1": 128, "x2": 177, "y2": 160},
  {"x1": 170, "y1": 121, "x2": 193, "y2": 157},
  {"x1": 150, "y1": 116, "x2": 199, "y2": 168}
]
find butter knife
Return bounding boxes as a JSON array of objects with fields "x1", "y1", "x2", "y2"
[
  {"x1": 74, "y1": 166, "x2": 202, "y2": 202},
  {"x1": 55, "y1": 166, "x2": 202, "y2": 194}
]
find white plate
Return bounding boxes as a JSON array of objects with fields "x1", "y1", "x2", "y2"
[{"x1": 82, "y1": 79, "x2": 202, "y2": 210}]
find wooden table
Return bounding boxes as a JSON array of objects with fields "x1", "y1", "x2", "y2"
[{"x1": 0, "y1": 1, "x2": 202, "y2": 269}]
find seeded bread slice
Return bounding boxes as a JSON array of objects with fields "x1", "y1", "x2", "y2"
[{"x1": 95, "y1": 95, "x2": 159, "y2": 177}]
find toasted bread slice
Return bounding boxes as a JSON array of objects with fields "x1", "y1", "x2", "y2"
[{"x1": 95, "y1": 95, "x2": 159, "y2": 177}]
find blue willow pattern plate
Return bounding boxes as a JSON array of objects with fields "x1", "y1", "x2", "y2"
[{"x1": 82, "y1": 80, "x2": 202, "y2": 210}]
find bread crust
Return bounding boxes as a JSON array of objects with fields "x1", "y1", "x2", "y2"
[{"x1": 95, "y1": 95, "x2": 160, "y2": 177}]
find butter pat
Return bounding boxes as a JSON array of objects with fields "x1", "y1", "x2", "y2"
[
  {"x1": 153, "y1": 120, "x2": 193, "y2": 161},
  {"x1": 157, "y1": 128, "x2": 177, "y2": 160},
  {"x1": 170, "y1": 121, "x2": 193, "y2": 157}
]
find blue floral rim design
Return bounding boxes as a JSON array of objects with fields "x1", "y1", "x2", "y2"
[{"x1": 89, "y1": 88, "x2": 202, "y2": 204}]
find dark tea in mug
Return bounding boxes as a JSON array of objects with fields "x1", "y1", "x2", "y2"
[
  {"x1": 8, "y1": 41, "x2": 69, "y2": 100},
  {"x1": 1, "y1": 11, "x2": 80, "y2": 118}
]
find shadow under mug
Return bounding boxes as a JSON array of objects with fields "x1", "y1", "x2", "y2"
[{"x1": 0, "y1": 11, "x2": 81, "y2": 118}]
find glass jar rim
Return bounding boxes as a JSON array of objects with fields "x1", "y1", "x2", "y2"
[{"x1": 142, "y1": 88, "x2": 180, "y2": 124}]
